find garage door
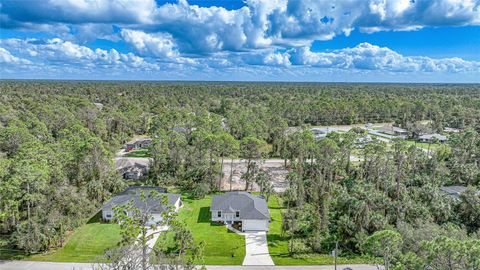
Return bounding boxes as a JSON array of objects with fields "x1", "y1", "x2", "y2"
[{"x1": 242, "y1": 219, "x2": 267, "y2": 231}]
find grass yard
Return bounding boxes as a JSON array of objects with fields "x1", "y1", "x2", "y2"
[
  {"x1": 124, "y1": 148, "x2": 151, "y2": 158},
  {"x1": 404, "y1": 140, "x2": 444, "y2": 151},
  {"x1": 27, "y1": 212, "x2": 121, "y2": 262},
  {"x1": 155, "y1": 194, "x2": 246, "y2": 265},
  {"x1": 0, "y1": 247, "x2": 28, "y2": 260},
  {"x1": 267, "y1": 196, "x2": 372, "y2": 265}
]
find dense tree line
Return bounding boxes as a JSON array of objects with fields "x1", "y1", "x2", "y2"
[{"x1": 0, "y1": 81, "x2": 479, "y2": 266}]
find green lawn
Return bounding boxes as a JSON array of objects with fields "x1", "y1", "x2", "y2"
[
  {"x1": 267, "y1": 196, "x2": 372, "y2": 265},
  {"x1": 27, "y1": 212, "x2": 121, "y2": 262},
  {"x1": 404, "y1": 140, "x2": 443, "y2": 151},
  {"x1": 124, "y1": 148, "x2": 151, "y2": 158},
  {"x1": 155, "y1": 195, "x2": 245, "y2": 265}
]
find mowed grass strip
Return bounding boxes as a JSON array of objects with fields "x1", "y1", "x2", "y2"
[
  {"x1": 28, "y1": 213, "x2": 121, "y2": 262},
  {"x1": 155, "y1": 195, "x2": 246, "y2": 265},
  {"x1": 267, "y1": 196, "x2": 372, "y2": 265},
  {"x1": 124, "y1": 149, "x2": 151, "y2": 158}
]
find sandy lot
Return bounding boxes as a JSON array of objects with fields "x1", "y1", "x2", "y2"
[{"x1": 221, "y1": 159, "x2": 289, "y2": 192}]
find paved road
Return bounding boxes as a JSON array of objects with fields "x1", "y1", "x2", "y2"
[
  {"x1": 0, "y1": 261, "x2": 381, "y2": 270},
  {"x1": 242, "y1": 231, "x2": 274, "y2": 266}
]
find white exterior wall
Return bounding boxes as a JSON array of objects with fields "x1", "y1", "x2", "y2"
[
  {"x1": 102, "y1": 197, "x2": 182, "y2": 223},
  {"x1": 211, "y1": 211, "x2": 242, "y2": 222},
  {"x1": 242, "y1": 219, "x2": 268, "y2": 231},
  {"x1": 102, "y1": 209, "x2": 114, "y2": 221}
]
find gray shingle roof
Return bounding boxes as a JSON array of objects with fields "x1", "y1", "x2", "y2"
[
  {"x1": 126, "y1": 138, "x2": 152, "y2": 145},
  {"x1": 419, "y1": 133, "x2": 447, "y2": 141},
  {"x1": 440, "y1": 185, "x2": 480, "y2": 199},
  {"x1": 115, "y1": 158, "x2": 151, "y2": 171},
  {"x1": 211, "y1": 191, "x2": 270, "y2": 220},
  {"x1": 102, "y1": 186, "x2": 180, "y2": 214}
]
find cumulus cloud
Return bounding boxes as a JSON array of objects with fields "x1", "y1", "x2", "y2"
[
  {"x1": 1, "y1": 0, "x2": 156, "y2": 26},
  {"x1": 0, "y1": 38, "x2": 158, "y2": 71},
  {"x1": 0, "y1": 47, "x2": 32, "y2": 65},
  {"x1": 120, "y1": 29, "x2": 179, "y2": 59},
  {"x1": 2, "y1": 0, "x2": 479, "y2": 54},
  {"x1": 1, "y1": 0, "x2": 479, "y2": 80},
  {"x1": 289, "y1": 43, "x2": 480, "y2": 72}
]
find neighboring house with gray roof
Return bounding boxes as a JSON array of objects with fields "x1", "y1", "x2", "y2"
[
  {"x1": 378, "y1": 125, "x2": 408, "y2": 137},
  {"x1": 115, "y1": 158, "x2": 151, "y2": 180},
  {"x1": 211, "y1": 191, "x2": 270, "y2": 231},
  {"x1": 125, "y1": 138, "x2": 152, "y2": 152},
  {"x1": 418, "y1": 133, "x2": 448, "y2": 143},
  {"x1": 102, "y1": 186, "x2": 181, "y2": 225},
  {"x1": 440, "y1": 185, "x2": 480, "y2": 200}
]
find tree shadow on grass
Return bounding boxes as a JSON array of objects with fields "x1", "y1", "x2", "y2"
[
  {"x1": 197, "y1": 207, "x2": 211, "y2": 223},
  {"x1": 87, "y1": 211, "x2": 103, "y2": 224}
]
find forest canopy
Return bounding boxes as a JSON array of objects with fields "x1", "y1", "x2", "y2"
[{"x1": 0, "y1": 81, "x2": 479, "y2": 268}]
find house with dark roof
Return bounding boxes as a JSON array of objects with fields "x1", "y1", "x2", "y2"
[
  {"x1": 102, "y1": 186, "x2": 181, "y2": 225},
  {"x1": 115, "y1": 158, "x2": 151, "y2": 180},
  {"x1": 211, "y1": 191, "x2": 270, "y2": 231},
  {"x1": 125, "y1": 138, "x2": 152, "y2": 152}
]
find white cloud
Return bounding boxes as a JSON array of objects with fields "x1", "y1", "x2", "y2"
[
  {"x1": 289, "y1": 42, "x2": 480, "y2": 72},
  {"x1": 120, "y1": 29, "x2": 179, "y2": 59},
  {"x1": 0, "y1": 38, "x2": 158, "y2": 71},
  {"x1": 2, "y1": 0, "x2": 479, "y2": 57},
  {"x1": 263, "y1": 52, "x2": 291, "y2": 66},
  {"x1": 0, "y1": 47, "x2": 31, "y2": 64}
]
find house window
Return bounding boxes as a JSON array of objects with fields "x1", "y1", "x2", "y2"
[
  {"x1": 217, "y1": 211, "x2": 221, "y2": 217},
  {"x1": 235, "y1": 211, "x2": 240, "y2": 218},
  {"x1": 106, "y1": 213, "x2": 112, "y2": 218}
]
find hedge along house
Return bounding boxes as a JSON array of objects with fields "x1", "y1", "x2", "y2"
[
  {"x1": 211, "y1": 191, "x2": 270, "y2": 231},
  {"x1": 102, "y1": 186, "x2": 181, "y2": 225}
]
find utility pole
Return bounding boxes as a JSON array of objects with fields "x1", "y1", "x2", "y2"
[{"x1": 334, "y1": 240, "x2": 338, "y2": 270}]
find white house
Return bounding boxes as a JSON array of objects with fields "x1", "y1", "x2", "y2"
[
  {"x1": 102, "y1": 186, "x2": 181, "y2": 225},
  {"x1": 418, "y1": 133, "x2": 448, "y2": 143},
  {"x1": 211, "y1": 191, "x2": 270, "y2": 231}
]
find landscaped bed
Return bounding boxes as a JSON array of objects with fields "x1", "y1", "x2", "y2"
[
  {"x1": 155, "y1": 194, "x2": 246, "y2": 265},
  {"x1": 267, "y1": 196, "x2": 373, "y2": 265}
]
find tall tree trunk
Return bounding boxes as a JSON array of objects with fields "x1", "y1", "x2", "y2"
[
  {"x1": 219, "y1": 155, "x2": 224, "y2": 190},
  {"x1": 229, "y1": 159, "x2": 234, "y2": 191}
]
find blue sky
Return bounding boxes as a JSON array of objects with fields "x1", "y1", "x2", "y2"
[{"x1": 1, "y1": 0, "x2": 479, "y2": 82}]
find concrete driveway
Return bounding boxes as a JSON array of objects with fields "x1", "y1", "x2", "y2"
[{"x1": 242, "y1": 231, "x2": 274, "y2": 266}]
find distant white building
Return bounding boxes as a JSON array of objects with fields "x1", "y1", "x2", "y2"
[
  {"x1": 444, "y1": 127, "x2": 461, "y2": 133},
  {"x1": 310, "y1": 127, "x2": 336, "y2": 140},
  {"x1": 378, "y1": 125, "x2": 408, "y2": 137}
]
